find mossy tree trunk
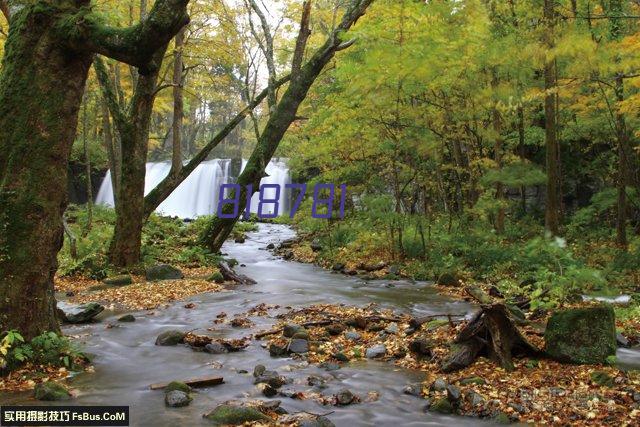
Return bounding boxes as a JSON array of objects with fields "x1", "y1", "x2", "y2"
[
  {"x1": 201, "y1": 0, "x2": 374, "y2": 253},
  {"x1": 0, "y1": 0, "x2": 190, "y2": 339}
]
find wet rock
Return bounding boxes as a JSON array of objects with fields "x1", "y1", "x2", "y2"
[
  {"x1": 430, "y1": 378, "x2": 448, "y2": 392},
  {"x1": 283, "y1": 250, "x2": 294, "y2": 260},
  {"x1": 333, "y1": 352, "x2": 349, "y2": 362},
  {"x1": 279, "y1": 388, "x2": 298, "y2": 398},
  {"x1": 545, "y1": 306, "x2": 616, "y2": 364},
  {"x1": 429, "y1": 397, "x2": 453, "y2": 414},
  {"x1": 260, "y1": 383, "x2": 278, "y2": 397},
  {"x1": 34, "y1": 382, "x2": 71, "y2": 401},
  {"x1": 318, "y1": 362, "x2": 340, "y2": 371},
  {"x1": 365, "y1": 344, "x2": 386, "y2": 359},
  {"x1": 358, "y1": 261, "x2": 387, "y2": 272},
  {"x1": 310, "y1": 240, "x2": 323, "y2": 252},
  {"x1": 289, "y1": 339, "x2": 309, "y2": 354},
  {"x1": 590, "y1": 371, "x2": 615, "y2": 387},
  {"x1": 253, "y1": 365, "x2": 266, "y2": 377},
  {"x1": 165, "y1": 390, "x2": 192, "y2": 407},
  {"x1": 366, "y1": 323, "x2": 384, "y2": 332},
  {"x1": 266, "y1": 243, "x2": 275, "y2": 249},
  {"x1": 254, "y1": 372, "x2": 286, "y2": 389},
  {"x1": 283, "y1": 323, "x2": 306, "y2": 338},
  {"x1": 234, "y1": 236, "x2": 246, "y2": 243},
  {"x1": 335, "y1": 388, "x2": 355, "y2": 405},
  {"x1": 384, "y1": 323, "x2": 399, "y2": 334},
  {"x1": 493, "y1": 412, "x2": 512, "y2": 424},
  {"x1": 403, "y1": 384, "x2": 422, "y2": 397},
  {"x1": 155, "y1": 330, "x2": 185, "y2": 346},
  {"x1": 345, "y1": 316, "x2": 367, "y2": 329},
  {"x1": 446, "y1": 384, "x2": 461, "y2": 403},
  {"x1": 65, "y1": 302, "x2": 104, "y2": 324},
  {"x1": 408, "y1": 338, "x2": 432, "y2": 357},
  {"x1": 325, "y1": 323, "x2": 346, "y2": 336},
  {"x1": 332, "y1": 263, "x2": 345, "y2": 271},
  {"x1": 459, "y1": 376, "x2": 485, "y2": 386},
  {"x1": 269, "y1": 343, "x2": 287, "y2": 357},
  {"x1": 344, "y1": 331, "x2": 362, "y2": 341},
  {"x1": 437, "y1": 272, "x2": 459, "y2": 287},
  {"x1": 508, "y1": 403, "x2": 526, "y2": 414},
  {"x1": 145, "y1": 264, "x2": 184, "y2": 281},
  {"x1": 103, "y1": 274, "x2": 132, "y2": 286},
  {"x1": 307, "y1": 375, "x2": 326, "y2": 388},
  {"x1": 384, "y1": 283, "x2": 396, "y2": 288},
  {"x1": 117, "y1": 314, "x2": 135, "y2": 322},
  {"x1": 207, "y1": 272, "x2": 225, "y2": 283},
  {"x1": 344, "y1": 269, "x2": 358, "y2": 276},
  {"x1": 291, "y1": 330, "x2": 310, "y2": 340},
  {"x1": 466, "y1": 390, "x2": 486, "y2": 407},
  {"x1": 237, "y1": 369, "x2": 248, "y2": 374},
  {"x1": 616, "y1": 332, "x2": 630, "y2": 348},
  {"x1": 165, "y1": 381, "x2": 191, "y2": 393},
  {"x1": 204, "y1": 404, "x2": 270, "y2": 424},
  {"x1": 205, "y1": 342, "x2": 229, "y2": 354},
  {"x1": 488, "y1": 285, "x2": 503, "y2": 298}
]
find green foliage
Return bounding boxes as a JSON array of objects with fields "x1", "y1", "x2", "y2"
[{"x1": 1, "y1": 331, "x2": 86, "y2": 373}]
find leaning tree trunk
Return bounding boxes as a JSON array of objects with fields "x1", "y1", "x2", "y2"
[
  {"x1": 0, "y1": 0, "x2": 189, "y2": 338},
  {"x1": 0, "y1": 7, "x2": 92, "y2": 338}
]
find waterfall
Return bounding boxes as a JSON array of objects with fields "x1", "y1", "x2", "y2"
[{"x1": 95, "y1": 159, "x2": 291, "y2": 219}]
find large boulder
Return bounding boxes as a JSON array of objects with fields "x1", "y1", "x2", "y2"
[
  {"x1": 65, "y1": 302, "x2": 104, "y2": 324},
  {"x1": 204, "y1": 404, "x2": 270, "y2": 424},
  {"x1": 34, "y1": 382, "x2": 71, "y2": 401},
  {"x1": 146, "y1": 264, "x2": 184, "y2": 281},
  {"x1": 544, "y1": 306, "x2": 616, "y2": 364}
]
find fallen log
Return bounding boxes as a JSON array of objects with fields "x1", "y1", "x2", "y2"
[
  {"x1": 150, "y1": 376, "x2": 224, "y2": 390},
  {"x1": 218, "y1": 261, "x2": 257, "y2": 285}
]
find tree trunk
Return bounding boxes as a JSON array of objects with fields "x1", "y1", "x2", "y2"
[
  {"x1": 171, "y1": 26, "x2": 185, "y2": 175},
  {"x1": 82, "y1": 93, "x2": 93, "y2": 236},
  {"x1": 0, "y1": 6, "x2": 93, "y2": 338},
  {"x1": 543, "y1": 0, "x2": 561, "y2": 235}
]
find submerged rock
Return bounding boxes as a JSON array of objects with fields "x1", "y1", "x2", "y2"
[
  {"x1": 204, "y1": 404, "x2": 270, "y2": 424},
  {"x1": 146, "y1": 264, "x2": 184, "y2": 281},
  {"x1": 34, "y1": 382, "x2": 71, "y2": 401},
  {"x1": 205, "y1": 342, "x2": 229, "y2": 354},
  {"x1": 103, "y1": 274, "x2": 132, "y2": 286},
  {"x1": 155, "y1": 330, "x2": 186, "y2": 346},
  {"x1": 253, "y1": 365, "x2": 266, "y2": 378},
  {"x1": 283, "y1": 323, "x2": 306, "y2": 338},
  {"x1": 118, "y1": 314, "x2": 135, "y2": 322},
  {"x1": 429, "y1": 397, "x2": 453, "y2": 414},
  {"x1": 254, "y1": 372, "x2": 286, "y2": 389},
  {"x1": 266, "y1": 243, "x2": 275, "y2": 249},
  {"x1": 269, "y1": 343, "x2": 287, "y2": 357},
  {"x1": 403, "y1": 384, "x2": 422, "y2": 397},
  {"x1": 335, "y1": 388, "x2": 355, "y2": 405},
  {"x1": 544, "y1": 306, "x2": 616, "y2": 364},
  {"x1": 365, "y1": 344, "x2": 386, "y2": 359},
  {"x1": 65, "y1": 302, "x2": 104, "y2": 324},
  {"x1": 165, "y1": 390, "x2": 192, "y2": 407}
]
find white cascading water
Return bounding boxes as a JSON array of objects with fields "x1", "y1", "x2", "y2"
[{"x1": 95, "y1": 159, "x2": 291, "y2": 219}]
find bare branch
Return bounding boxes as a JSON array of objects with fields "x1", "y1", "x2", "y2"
[{"x1": 291, "y1": 0, "x2": 312, "y2": 76}]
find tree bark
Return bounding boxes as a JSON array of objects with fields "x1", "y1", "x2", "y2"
[
  {"x1": 170, "y1": 26, "x2": 185, "y2": 175},
  {"x1": 0, "y1": 0, "x2": 190, "y2": 338},
  {"x1": 543, "y1": 0, "x2": 561, "y2": 235}
]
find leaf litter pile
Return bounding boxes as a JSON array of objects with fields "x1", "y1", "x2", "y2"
[{"x1": 252, "y1": 303, "x2": 639, "y2": 425}]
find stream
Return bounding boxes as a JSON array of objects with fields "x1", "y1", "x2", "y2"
[{"x1": 2, "y1": 223, "x2": 639, "y2": 426}]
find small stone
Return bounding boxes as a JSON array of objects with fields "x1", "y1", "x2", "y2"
[
  {"x1": 430, "y1": 378, "x2": 447, "y2": 392},
  {"x1": 254, "y1": 371, "x2": 286, "y2": 388},
  {"x1": 408, "y1": 338, "x2": 432, "y2": 357},
  {"x1": 460, "y1": 376, "x2": 485, "y2": 386},
  {"x1": 34, "y1": 382, "x2": 71, "y2": 401},
  {"x1": 384, "y1": 323, "x2": 399, "y2": 334},
  {"x1": 308, "y1": 375, "x2": 326, "y2": 387},
  {"x1": 165, "y1": 390, "x2": 192, "y2": 407},
  {"x1": 235, "y1": 236, "x2": 246, "y2": 243},
  {"x1": 253, "y1": 365, "x2": 266, "y2": 377},
  {"x1": 319, "y1": 362, "x2": 341, "y2": 371},
  {"x1": 145, "y1": 264, "x2": 183, "y2": 281},
  {"x1": 103, "y1": 274, "x2": 132, "y2": 286},
  {"x1": 118, "y1": 314, "x2": 135, "y2": 322},
  {"x1": 289, "y1": 339, "x2": 309, "y2": 354},
  {"x1": 333, "y1": 352, "x2": 349, "y2": 362},
  {"x1": 310, "y1": 240, "x2": 323, "y2": 252},
  {"x1": 446, "y1": 384, "x2": 461, "y2": 403},
  {"x1": 267, "y1": 243, "x2": 275, "y2": 249},
  {"x1": 345, "y1": 316, "x2": 367, "y2": 329},
  {"x1": 269, "y1": 343, "x2": 287, "y2": 357},
  {"x1": 325, "y1": 323, "x2": 346, "y2": 336},
  {"x1": 155, "y1": 330, "x2": 185, "y2": 346},
  {"x1": 429, "y1": 397, "x2": 453, "y2": 414},
  {"x1": 365, "y1": 344, "x2": 386, "y2": 359},
  {"x1": 291, "y1": 330, "x2": 310, "y2": 340},
  {"x1": 205, "y1": 342, "x2": 229, "y2": 354},
  {"x1": 509, "y1": 403, "x2": 526, "y2": 414},
  {"x1": 616, "y1": 332, "x2": 630, "y2": 348},
  {"x1": 466, "y1": 391, "x2": 486, "y2": 407},
  {"x1": 335, "y1": 388, "x2": 355, "y2": 405},
  {"x1": 403, "y1": 384, "x2": 422, "y2": 397},
  {"x1": 261, "y1": 383, "x2": 278, "y2": 397},
  {"x1": 65, "y1": 302, "x2": 104, "y2": 324},
  {"x1": 366, "y1": 323, "x2": 384, "y2": 332},
  {"x1": 283, "y1": 324, "x2": 305, "y2": 338},
  {"x1": 344, "y1": 331, "x2": 362, "y2": 341},
  {"x1": 332, "y1": 263, "x2": 345, "y2": 271},
  {"x1": 388, "y1": 265, "x2": 401, "y2": 275},
  {"x1": 300, "y1": 416, "x2": 335, "y2": 427}
]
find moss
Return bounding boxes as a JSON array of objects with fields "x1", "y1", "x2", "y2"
[
  {"x1": 544, "y1": 305, "x2": 616, "y2": 364},
  {"x1": 207, "y1": 272, "x2": 224, "y2": 283},
  {"x1": 590, "y1": 371, "x2": 615, "y2": 387},
  {"x1": 437, "y1": 271, "x2": 459, "y2": 286},
  {"x1": 429, "y1": 397, "x2": 454, "y2": 414},
  {"x1": 34, "y1": 382, "x2": 71, "y2": 401},
  {"x1": 204, "y1": 405, "x2": 270, "y2": 424},
  {"x1": 164, "y1": 381, "x2": 191, "y2": 394}
]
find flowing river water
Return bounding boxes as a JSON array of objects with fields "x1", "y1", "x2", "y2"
[{"x1": 2, "y1": 224, "x2": 639, "y2": 426}]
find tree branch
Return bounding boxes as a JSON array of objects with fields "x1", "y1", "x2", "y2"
[
  {"x1": 68, "y1": 0, "x2": 190, "y2": 74},
  {"x1": 291, "y1": 0, "x2": 312, "y2": 76},
  {"x1": 93, "y1": 57, "x2": 127, "y2": 132}
]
